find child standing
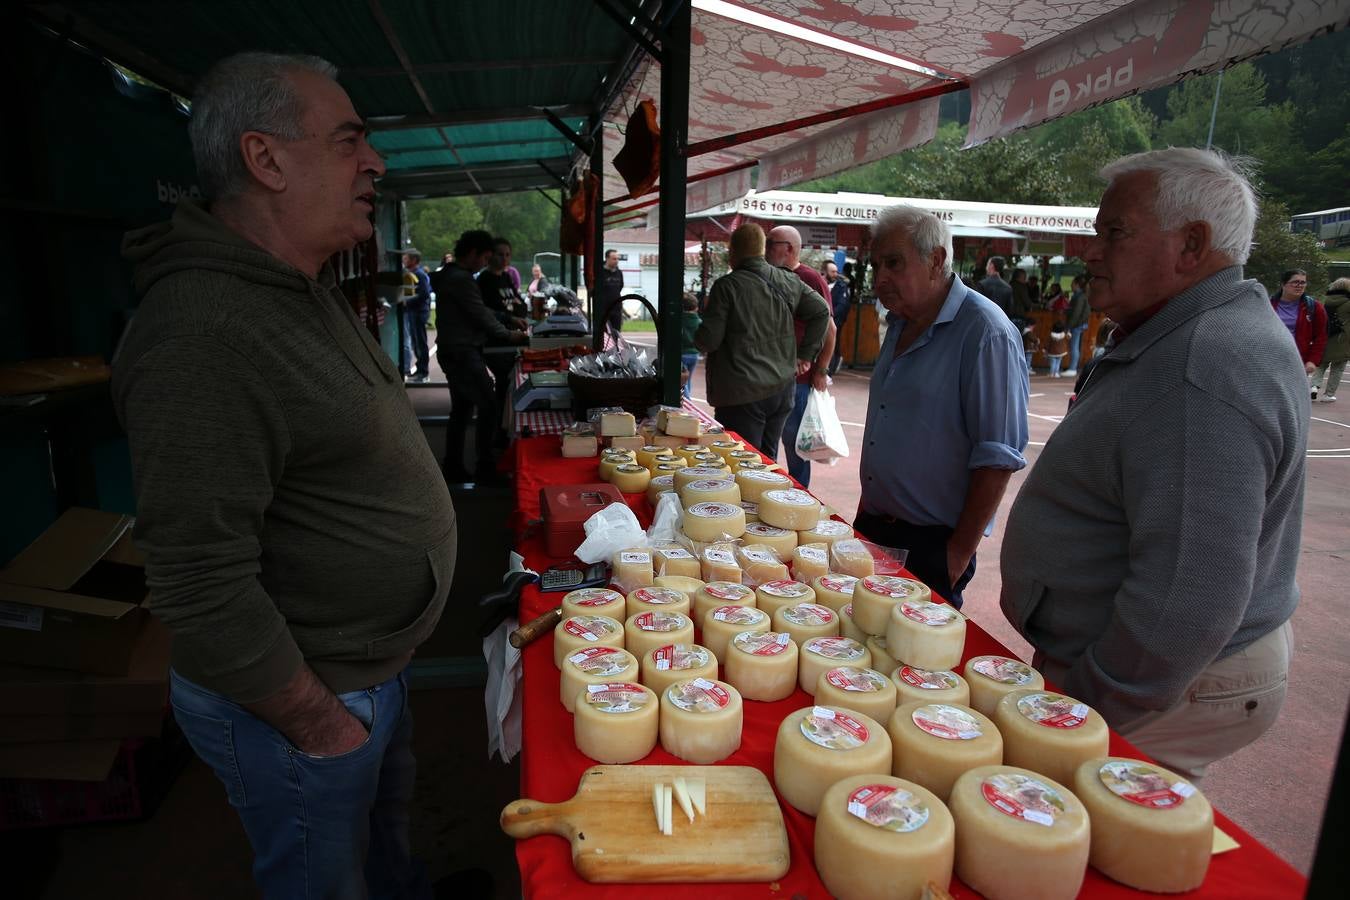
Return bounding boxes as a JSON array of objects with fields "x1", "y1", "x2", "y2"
[
  {"x1": 1021, "y1": 323, "x2": 1040, "y2": 373},
  {"x1": 680, "y1": 292, "x2": 702, "y2": 399},
  {"x1": 1046, "y1": 320, "x2": 1070, "y2": 378}
]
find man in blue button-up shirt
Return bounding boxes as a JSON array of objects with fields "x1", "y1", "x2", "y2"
[{"x1": 857, "y1": 206, "x2": 1029, "y2": 607}]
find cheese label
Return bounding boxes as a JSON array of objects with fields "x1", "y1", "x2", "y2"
[
  {"x1": 564, "y1": 616, "x2": 617, "y2": 640},
  {"x1": 801, "y1": 708, "x2": 869, "y2": 750},
  {"x1": 635, "y1": 611, "x2": 686, "y2": 632},
  {"x1": 1017, "y1": 692, "x2": 1090, "y2": 729},
  {"x1": 656, "y1": 463, "x2": 685, "y2": 472},
  {"x1": 729, "y1": 450, "x2": 758, "y2": 460},
  {"x1": 808, "y1": 521, "x2": 851, "y2": 536},
  {"x1": 567, "y1": 588, "x2": 624, "y2": 608},
  {"x1": 655, "y1": 547, "x2": 695, "y2": 560},
  {"x1": 704, "y1": 582, "x2": 751, "y2": 601},
  {"x1": 685, "y1": 467, "x2": 725, "y2": 480},
  {"x1": 681, "y1": 445, "x2": 703, "y2": 453},
  {"x1": 704, "y1": 549, "x2": 738, "y2": 566},
  {"x1": 712, "y1": 441, "x2": 739, "y2": 450},
  {"x1": 688, "y1": 478, "x2": 733, "y2": 492},
  {"x1": 614, "y1": 464, "x2": 646, "y2": 473},
  {"x1": 634, "y1": 587, "x2": 684, "y2": 606},
  {"x1": 740, "y1": 501, "x2": 759, "y2": 515},
  {"x1": 847, "y1": 784, "x2": 931, "y2": 833},
  {"x1": 972, "y1": 656, "x2": 1037, "y2": 685},
  {"x1": 841, "y1": 603, "x2": 853, "y2": 616},
  {"x1": 759, "y1": 579, "x2": 811, "y2": 597},
  {"x1": 745, "y1": 523, "x2": 790, "y2": 537},
  {"x1": 899, "y1": 666, "x2": 961, "y2": 690},
  {"x1": 782, "y1": 603, "x2": 835, "y2": 626},
  {"x1": 689, "y1": 502, "x2": 737, "y2": 519},
  {"x1": 741, "y1": 549, "x2": 777, "y2": 563},
  {"x1": 652, "y1": 644, "x2": 711, "y2": 672},
  {"x1": 737, "y1": 462, "x2": 767, "y2": 471},
  {"x1": 980, "y1": 773, "x2": 1067, "y2": 827},
  {"x1": 1098, "y1": 761, "x2": 1195, "y2": 809},
  {"x1": 796, "y1": 546, "x2": 828, "y2": 563},
  {"x1": 583, "y1": 683, "x2": 651, "y2": 713},
  {"x1": 733, "y1": 631, "x2": 791, "y2": 656},
  {"x1": 740, "y1": 470, "x2": 789, "y2": 483},
  {"x1": 899, "y1": 600, "x2": 959, "y2": 626},
  {"x1": 568, "y1": 647, "x2": 629, "y2": 674},
  {"x1": 912, "y1": 704, "x2": 984, "y2": 741},
  {"x1": 766, "y1": 488, "x2": 816, "y2": 506},
  {"x1": 642, "y1": 445, "x2": 665, "y2": 453},
  {"x1": 668, "y1": 679, "x2": 731, "y2": 712},
  {"x1": 619, "y1": 551, "x2": 651, "y2": 565},
  {"x1": 806, "y1": 636, "x2": 866, "y2": 660},
  {"x1": 826, "y1": 666, "x2": 887, "y2": 693},
  {"x1": 712, "y1": 605, "x2": 764, "y2": 625},
  {"x1": 861, "y1": 575, "x2": 917, "y2": 599}
]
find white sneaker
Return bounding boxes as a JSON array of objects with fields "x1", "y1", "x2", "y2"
[
  {"x1": 1321, "y1": 395, "x2": 1337, "y2": 403},
  {"x1": 1062, "y1": 369, "x2": 1077, "y2": 377}
]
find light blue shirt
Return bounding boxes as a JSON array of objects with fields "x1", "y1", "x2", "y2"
[{"x1": 860, "y1": 276, "x2": 1029, "y2": 529}]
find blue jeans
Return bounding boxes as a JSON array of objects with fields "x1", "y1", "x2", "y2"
[
  {"x1": 170, "y1": 669, "x2": 429, "y2": 900},
  {"x1": 681, "y1": 352, "x2": 698, "y2": 399},
  {"x1": 1049, "y1": 355, "x2": 1063, "y2": 377},
  {"x1": 1068, "y1": 323, "x2": 1087, "y2": 372},
  {"x1": 780, "y1": 381, "x2": 813, "y2": 487}
]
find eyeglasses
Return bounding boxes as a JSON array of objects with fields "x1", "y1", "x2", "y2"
[{"x1": 1287, "y1": 280, "x2": 1307, "y2": 286}]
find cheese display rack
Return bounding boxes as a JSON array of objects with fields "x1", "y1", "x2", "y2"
[{"x1": 507, "y1": 433, "x2": 1306, "y2": 898}]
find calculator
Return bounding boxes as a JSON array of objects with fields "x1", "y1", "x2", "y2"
[{"x1": 539, "y1": 562, "x2": 611, "y2": 593}]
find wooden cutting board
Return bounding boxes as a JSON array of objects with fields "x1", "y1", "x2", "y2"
[{"x1": 501, "y1": 764, "x2": 790, "y2": 883}]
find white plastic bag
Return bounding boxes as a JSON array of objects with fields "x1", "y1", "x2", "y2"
[
  {"x1": 795, "y1": 389, "x2": 850, "y2": 463},
  {"x1": 646, "y1": 491, "x2": 684, "y2": 544},
  {"x1": 574, "y1": 502, "x2": 647, "y2": 564},
  {"x1": 483, "y1": 551, "x2": 532, "y2": 763}
]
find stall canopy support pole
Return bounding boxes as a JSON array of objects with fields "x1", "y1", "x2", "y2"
[
  {"x1": 656, "y1": 0, "x2": 689, "y2": 405},
  {"x1": 590, "y1": 116, "x2": 606, "y2": 345}
]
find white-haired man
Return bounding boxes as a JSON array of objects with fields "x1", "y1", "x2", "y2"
[
  {"x1": 1000, "y1": 148, "x2": 1306, "y2": 780},
  {"x1": 858, "y1": 207, "x2": 1029, "y2": 608}
]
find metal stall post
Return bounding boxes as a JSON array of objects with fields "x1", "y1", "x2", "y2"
[
  {"x1": 656, "y1": 0, "x2": 690, "y2": 404},
  {"x1": 590, "y1": 116, "x2": 606, "y2": 346}
]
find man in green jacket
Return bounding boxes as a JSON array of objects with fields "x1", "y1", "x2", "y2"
[{"x1": 695, "y1": 223, "x2": 829, "y2": 456}]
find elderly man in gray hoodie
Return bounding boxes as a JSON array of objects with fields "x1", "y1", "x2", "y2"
[{"x1": 1000, "y1": 148, "x2": 1306, "y2": 782}]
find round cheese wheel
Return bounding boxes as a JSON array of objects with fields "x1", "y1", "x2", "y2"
[
  {"x1": 610, "y1": 463, "x2": 651, "y2": 494},
  {"x1": 755, "y1": 579, "x2": 817, "y2": 619},
  {"x1": 839, "y1": 602, "x2": 869, "y2": 644},
  {"x1": 597, "y1": 451, "x2": 637, "y2": 481},
  {"x1": 699, "y1": 545, "x2": 742, "y2": 583},
  {"x1": 678, "y1": 477, "x2": 741, "y2": 507},
  {"x1": 865, "y1": 635, "x2": 900, "y2": 678},
  {"x1": 742, "y1": 522, "x2": 799, "y2": 560},
  {"x1": 624, "y1": 610, "x2": 694, "y2": 661},
  {"x1": 654, "y1": 461, "x2": 687, "y2": 475},
  {"x1": 773, "y1": 706, "x2": 893, "y2": 815},
  {"x1": 735, "y1": 460, "x2": 769, "y2": 472},
  {"x1": 640, "y1": 643, "x2": 719, "y2": 698},
  {"x1": 682, "y1": 501, "x2": 747, "y2": 541},
  {"x1": 814, "y1": 666, "x2": 899, "y2": 724},
  {"x1": 888, "y1": 701, "x2": 1004, "y2": 801},
  {"x1": 813, "y1": 574, "x2": 859, "y2": 613},
  {"x1": 724, "y1": 630, "x2": 799, "y2": 701},
  {"x1": 993, "y1": 690, "x2": 1110, "y2": 790},
  {"x1": 693, "y1": 581, "x2": 755, "y2": 629},
  {"x1": 645, "y1": 474, "x2": 676, "y2": 505},
  {"x1": 735, "y1": 469, "x2": 792, "y2": 502},
  {"x1": 676, "y1": 444, "x2": 707, "y2": 464},
  {"x1": 573, "y1": 681, "x2": 658, "y2": 764},
  {"x1": 791, "y1": 543, "x2": 830, "y2": 584},
  {"x1": 1073, "y1": 757, "x2": 1213, "y2": 893},
  {"x1": 649, "y1": 542, "x2": 701, "y2": 579},
  {"x1": 659, "y1": 678, "x2": 743, "y2": 764},
  {"x1": 830, "y1": 538, "x2": 876, "y2": 578},
  {"x1": 691, "y1": 452, "x2": 726, "y2": 470},
  {"x1": 964, "y1": 656, "x2": 1046, "y2": 718},
  {"x1": 637, "y1": 445, "x2": 676, "y2": 469},
  {"x1": 560, "y1": 587, "x2": 627, "y2": 621},
  {"x1": 948, "y1": 765, "x2": 1090, "y2": 900},
  {"x1": 814, "y1": 775, "x2": 955, "y2": 900},
  {"x1": 651, "y1": 575, "x2": 704, "y2": 607},
  {"x1": 759, "y1": 488, "x2": 823, "y2": 530},
  {"x1": 553, "y1": 614, "x2": 624, "y2": 669},
  {"x1": 799, "y1": 519, "x2": 854, "y2": 548},
  {"x1": 739, "y1": 500, "x2": 761, "y2": 523},
  {"x1": 726, "y1": 449, "x2": 760, "y2": 467},
  {"x1": 853, "y1": 575, "x2": 931, "y2": 637},
  {"x1": 560, "y1": 647, "x2": 640, "y2": 713},
  {"x1": 885, "y1": 598, "x2": 966, "y2": 671},
  {"x1": 702, "y1": 605, "x2": 770, "y2": 663},
  {"x1": 800, "y1": 636, "x2": 873, "y2": 694},
  {"x1": 624, "y1": 586, "x2": 690, "y2": 620},
  {"x1": 674, "y1": 465, "x2": 728, "y2": 492},
  {"x1": 737, "y1": 545, "x2": 790, "y2": 584},
  {"x1": 890, "y1": 666, "x2": 971, "y2": 708},
  {"x1": 708, "y1": 439, "x2": 744, "y2": 461},
  {"x1": 774, "y1": 602, "x2": 839, "y2": 645}
]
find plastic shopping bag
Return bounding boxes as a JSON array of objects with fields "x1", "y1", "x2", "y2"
[{"x1": 795, "y1": 389, "x2": 849, "y2": 463}]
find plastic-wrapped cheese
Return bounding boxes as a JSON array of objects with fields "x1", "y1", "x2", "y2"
[
  {"x1": 612, "y1": 548, "x2": 654, "y2": 591},
  {"x1": 699, "y1": 545, "x2": 742, "y2": 583},
  {"x1": 853, "y1": 575, "x2": 930, "y2": 636},
  {"x1": 890, "y1": 666, "x2": 971, "y2": 708},
  {"x1": 674, "y1": 465, "x2": 727, "y2": 492},
  {"x1": 599, "y1": 411, "x2": 638, "y2": 437},
  {"x1": 773, "y1": 706, "x2": 893, "y2": 815},
  {"x1": 799, "y1": 637, "x2": 872, "y2": 694},
  {"x1": 651, "y1": 575, "x2": 704, "y2": 607},
  {"x1": 649, "y1": 542, "x2": 701, "y2": 579},
  {"x1": 888, "y1": 701, "x2": 1004, "y2": 801},
  {"x1": 774, "y1": 602, "x2": 839, "y2": 645},
  {"x1": 679, "y1": 477, "x2": 741, "y2": 507},
  {"x1": 839, "y1": 602, "x2": 869, "y2": 644},
  {"x1": 885, "y1": 598, "x2": 966, "y2": 671},
  {"x1": 735, "y1": 469, "x2": 792, "y2": 501},
  {"x1": 625, "y1": 586, "x2": 690, "y2": 620},
  {"x1": 993, "y1": 690, "x2": 1109, "y2": 789},
  {"x1": 724, "y1": 630, "x2": 799, "y2": 701},
  {"x1": 1073, "y1": 757, "x2": 1213, "y2": 893},
  {"x1": 814, "y1": 666, "x2": 898, "y2": 724},
  {"x1": 560, "y1": 647, "x2": 640, "y2": 712},
  {"x1": 792, "y1": 543, "x2": 830, "y2": 583},
  {"x1": 553, "y1": 614, "x2": 625, "y2": 669},
  {"x1": 742, "y1": 522, "x2": 798, "y2": 560},
  {"x1": 683, "y1": 501, "x2": 747, "y2": 541},
  {"x1": 702, "y1": 604, "x2": 770, "y2": 662},
  {"x1": 560, "y1": 587, "x2": 626, "y2": 621},
  {"x1": 597, "y1": 451, "x2": 637, "y2": 481},
  {"x1": 813, "y1": 574, "x2": 859, "y2": 613},
  {"x1": 640, "y1": 643, "x2": 719, "y2": 698},
  {"x1": 624, "y1": 610, "x2": 694, "y2": 660},
  {"x1": 830, "y1": 539, "x2": 876, "y2": 578},
  {"x1": 693, "y1": 581, "x2": 755, "y2": 628},
  {"x1": 738, "y1": 545, "x2": 791, "y2": 584},
  {"x1": 759, "y1": 488, "x2": 822, "y2": 530},
  {"x1": 964, "y1": 656, "x2": 1045, "y2": 718},
  {"x1": 645, "y1": 474, "x2": 676, "y2": 505},
  {"x1": 574, "y1": 682, "x2": 658, "y2": 763},
  {"x1": 754, "y1": 579, "x2": 817, "y2": 619},
  {"x1": 610, "y1": 463, "x2": 651, "y2": 494},
  {"x1": 659, "y1": 678, "x2": 743, "y2": 764},
  {"x1": 949, "y1": 765, "x2": 1090, "y2": 900},
  {"x1": 663, "y1": 411, "x2": 702, "y2": 438},
  {"x1": 814, "y1": 775, "x2": 955, "y2": 900},
  {"x1": 800, "y1": 519, "x2": 853, "y2": 548},
  {"x1": 866, "y1": 635, "x2": 899, "y2": 678}
]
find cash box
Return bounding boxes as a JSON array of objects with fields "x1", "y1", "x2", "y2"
[{"x1": 540, "y1": 483, "x2": 624, "y2": 559}]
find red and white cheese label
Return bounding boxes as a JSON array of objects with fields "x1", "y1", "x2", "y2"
[
  {"x1": 766, "y1": 488, "x2": 816, "y2": 506},
  {"x1": 733, "y1": 631, "x2": 792, "y2": 656},
  {"x1": 567, "y1": 588, "x2": 624, "y2": 608},
  {"x1": 690, "y1": 501, "x2": 737, "y2": 519},
  {"x1": 805, "y1": 636, "x2": 866, "y2": 660},
  {"x1": 712, "y1": 605, "x2": 764, "y2": 625},
  {"x1": 1098, "y1": 761, "x2": 1195, "y2": 809},
  {"x1": 911, "y1": 704, "x2": 984, "y2": 741},
  {"x1": 847, "y1": 784, "x2": 930, "y2": 832},
  {"x1": 862, "y1": 575, "x2": 917, "y2": 599},
  {"x1": 633, "y1": 587, "x2": 683, "y2": 606},
  {"x1": 808, "y1": 521, "x2": 851, "y2": 536},
  {"x1": 826, "y1": 666, "x2": 887, "y2": 692},
  {"x1": 972, "y1": 656, "x2": 1036, "y2": 685},
  {"x1": 1017, "y1": 692, "x2": 1090, "y2": 729},
  {"x1": 899, "y1": 600, "x2": 959, "y2": 626},
  {"x1": 687, "y1": 478, "x2": 733, "y2": 492},
  {"x1": 704, "y1": 581, "x2": 751, "y2": 601},
  {"x1": 899, "y1": 666, "x2": 962, "y2": 690},
  {"x1": 759, "y1": 579, "x2": 810, "y2": 597},
  {"x1": 980, "y1": 772, "x2": 1067, "y2": 827},
  {"x1": 801, "y1": 707, "x2": 869, "y2": 750},
  {"x1": 796, "y1": 546, "x2": 828, "y2": 563},
  {"x1": 564, "y1": 616, "x2": 617, "y2": 640},
  {"x1": 782, "y1": 603, "x2": 835, "y2": 626},
  {"x1": 635, "y1": 611, "x2": 685, "y2": 632},
  {"x1": 567, "y1": 647, "x2": 628, "y2": 674},
  {"x1": 651, "y1": 643, "x2": 711, "y2": 671},
  {"x1": 746, "y1": 522, "x2": 790, "y2": 537},
  {"x1": 667, "y1": 678, "x2": 731, "y2": 712},
  {"x1": 741, "y1": 548, "x2": 777, "y2": 564},
  {"x1": 583, "y1": 683, "x2": 650, "y2": 713}
]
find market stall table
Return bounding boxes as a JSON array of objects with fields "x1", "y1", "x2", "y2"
[{"x1": 506, "y1": 435, "x2": 1306, "y2": 899}]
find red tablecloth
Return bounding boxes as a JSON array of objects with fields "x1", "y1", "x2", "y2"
[{"x1": 507, "y1": 435, "x2": 1306, "y2": 899}]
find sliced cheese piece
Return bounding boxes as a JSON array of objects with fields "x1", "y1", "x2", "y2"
[
  {"x1": 964, "y1": 656, "x2": 1046, "y2": 718},
  {"x1": 610, "y1": 463, "x2": 651, "y2": 494},
  {"x1": 682, "y1": 501, "x2": 747, "y2": 541},
  {"x1": 759, "y1": 488, "x2": 823, "y2": 530},
  {"x1": 560, "y1": 647, "x2": 640, "y2": 712},
  {"x1": 735, "y1": 468, "x2": 793, "y2": 502},
  {"x1": 599, "y1": 411, "x2": 637, "y2": 437},
  {"x1": 689, "y1": 778, "x2": 707, "y2": 815},
  {"x1": 625, "y1": 586, "x2": 690, "y2": 620},
  {"x1": 742, "y1": 522, "x2": 799, "y2": 560},
  {"x1": 561, "y1": 432, "x2": 599, "y2": 458},
  {"x1": 830, "y1": 538, "x2": 877, "y2": 579},
  {"x1": 624, "y1": 610, "x2": 694, "y2": 660},
  {"x1": 839, "y1": 601, "x2": 869, "y2": 644},
  {"x1": 814, "y1": 775, "x2": 955, "y2": 900},
  {"x1": 799, "y1": 519, "x2": 854, "y2": 548},
  {"x1": 948, "y1": 765, "x2": 1090, "y2": 900},
  {"x1": 813, "y1": 574, "x2": 859, "y2": 613},
  {"x1": 653, "y1": 435, "x2": 686, "y2": 450},
  {"x1": 693, "y1": 580, "x2": 755, "y2": 628},
  {"x1": 552, "y1": 614, "x2": 624, "y2": 669},
  {"x1": 792, "y1": 543, "x2": 830, "y2": 583},
  {"x1": 755, "y1": 579, "x2": 817, "y2": 619},
  {"x1": 651, "y1": 575, "x2": 704, "y2": 607},
  {"x1": 653, "y1": 782, "x2": 663, "y2": 831},
  {"x1": 890, "y1": 666, "x2": 971, "y2": 708},
  {"x1": 663, "y1": 411, "x2": 702, "y2": 438},
  {"x1": 699, "y1": 545, "x2": 742, "y2": 583},
  {"x1": 737, "y1": 545, "x2": 790, "y2": 584},
  {"x1": 774, "y1": 602, "x2": 839, "y2": 646},
  {"x1": 659, "y1": 678, "x2": 743, "y2": 764},
  {"x1": 673, "y1": 465, "x2": 727, "y2": 492},
  {"x1": 608, "y1": 434, "x2": 646, "y2": 451},
  {"x1": 702, "y1": 605, "x2": 770, "y2": 663},
  {"x1": 853, "y1": 575, "x2": 930, "y2": 636},
  {"x1": 993, "y1": 690, "x2": 1110, "y2": 789},
  {"x1": 774, "y1": 706, "x2": 893, "y2": 815},
  {"x1": 814, "y1": 666, "x2": 899, "y2": 724},
  {"x1": 649, "y1": 542, "x2": 701, "y2": 579},
  {"x1": 724, "y1": 630, "x2": 799, "y2": 701},
  {"x1": 560, "y1": 587, "x2": 626, "y2": 621},
  {"x1": 888, "y1": 701, "x2": 1004, "y2": 802},
  {"x1": 663, "y1": 783, "x2": 674, "y2": 835},
  {"x1": 641, "y1": 643, "x2": 719, "y2": 697},
  {"x1": 673, "y1": 776, "x2": 695, "y2": 823},
  {"x1": 678, "y1": 477, "x2": 741, "y2": 507},
  {"x1": 645, "y1": 474, "x2": 677, "y2": 505},
  {"x1": 800, "y1": 636, "x2": 872, "y2": 694},
  {"x1": 865, "y1": 635, "x2": 900, "y2": 681},
  {"x1": 885, "y1": 598, "x2": 966, "y2": 671},
  {"x1": 573, "y1": 681, "x2": 658, "y2": 763},
  {"x1": 611, "y1": 548, "x2": 654, "y2": 592}
]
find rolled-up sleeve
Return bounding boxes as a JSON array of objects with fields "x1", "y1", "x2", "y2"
[{"x1": 964, "y1": 331, "x2": 1030, "y2": 470}]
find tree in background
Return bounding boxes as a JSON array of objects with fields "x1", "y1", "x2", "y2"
[
  {"x1": 1032, "y1": 98, "x2": 1155, "y2": 204},
  {"x1": 1246, "y1": 197, "x2": 1329, "y2": 296},
  {"x1": 405, "y1": 195, "x2": 480, "y2": 262},
  {"x1": 405, "y1": 190, "x2": 563, "y2": 274}
]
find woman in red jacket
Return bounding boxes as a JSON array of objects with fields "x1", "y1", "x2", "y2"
[{"x1": 1271, "y1": 269, "x2": 1327, "y2": 386}]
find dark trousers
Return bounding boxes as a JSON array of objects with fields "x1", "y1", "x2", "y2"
[
  {"x1": 440, "y1": 347, "x2": 497, "y2": 481},
  {"x1": 853, "y1": 509, "x2": 977, "y2": 609},
  {"x1": 407, "y1": 305, "x2": 430, "y2": 377},
  {"x1": 715, "y1": 382, "x2": 795, "y2": 459}
]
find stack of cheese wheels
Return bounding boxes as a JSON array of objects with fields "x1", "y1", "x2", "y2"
[
  {"x1": 659, "y1": 678, "x2": 744, "y2": 764},
  {"x1": 553, "y1": 614, "x2": 624, "y2": 668},
  {"x1": 637, "y1": 445, "x2": 677, "y2": 469},
  {"x1": 755, "y1": 579, "x2": 817, "y2": 618},
  {"x1": 724, "y1": 631, "x2": 800, "y2": 701},
  {"x1": 726, "y1": 449, "x2": 759, "y2": 468},
  {"x1": 573, "y1": 681, "x2": 659, "y2": 764},
  {"x1": 645, "y1": 474, "x2": 676, "y2": 505},
  {"x1": 610, "y1": 463, "x2": 651, "y2": 494},
  {"x1": 890, "y1": 665, "x2": 971, "y2": 708},
  {"x1": 737, "y1": 545, "x2": 789, "y2": 583},
  {"x1": 612, "y1": 548, "x2": 654, "y2": 590},
  {"x1": 702, "y1": 605, "x2": 770, "y2": 662},
  {"x1": 683, "y1": 501, "x2": 747, "y2": 541},
  {"x1": 964, "y1": 655, "x2": 1046, "y2": 717},
  {"x1": 598, "y1": 450, "x2": 637, "y2": 481},
  {"x1": 560, "y1": 647, "x2": 640, "y2": 712},
  {"x1": 830, "y1": 538, "x2": 876, "y2": 578},
  {"x1": 774, "y1": 602, "x2": 839, "y2": 645},
  {"x1": 739, "y1": 500, "x2": 761, "y2": 523},
  {"x1": 735, "y1": 468, "x2": 792, "y2": 501},
  {"x1": 852, "y1": 575, "x2": 931, "y2": 636},
  {"x1": 814, "y1": 666, "x2": 899, "y2": 724},
  {"x1": 813, "y1": 574, "x2": 859, "y2": 613},
  {"x1": 774, "y1": 705, "x2": 893, "y2": 815},
  {"x1": 673, "y1": 465, "x2": 727, "y2": 492},
  {"x1": 758, "y1": 488, "x2": 822, "y2": 530},
  {"x1": 792, "y1": 543, "x2": 830, "y2": 583},
  {"x1": 735, "y1": 460, "x2": 769, "y2": 473},
  {"x1": 679, "y1": 477, "x2": 741, "y2": 507},
  {"x1": 814, "y1": 774, "x2": 955, "y2": 900},
  {"x1": 700, "y1": 544, "x2": 742, "y2": 582},
  {"x1": 839, "y1": 602, "x2": 869, "y2": 644},
  {"x1": 742, "y1": 522, "x2": 798, "y2": 559},
  {"x1": 949, "y1": 765, "x2": 1091, "y2": 900},
  {"x1": 649, "y1": 542, "x2": 701, "y2": 578},
  {"x1": 888, "y1": 700, "x2": 1004, "y2": 801},
  {"x1": 625, "y1": 610, "x2": 694, "y2": 660},
  {"x1": 1073, "y1": 757, "x2": 1213, "y2": 893},
  {"x1": 865, "y1": 635, "x2": 899, "y2": 678},
  {"x1": 885, "y1": 597, "x2": 966, "y2": 671},
  {"x1": 799, "y1": 636, "x2": 873, "y2": 694},
  {"x1": 560, "y1": 587, "x2": 626, "y2": 621},
  {"x1": 625, "y1": 586, "x2": 690, "y2": 620},
  {"x1": 640, "y1": 643, "x2": 719, "y2": 698},
  {"x1": 994, "y1": 690, "x2": 1110, "y2": 788},
  {"x1": 675, "y1": 444, "x2": 706, "y2": 464},
  {"x1": 693, "y1": 581, "x2": 754, "y2": 628},
  {"x1": 800, "y1": 519, "x2": 853, "y2": 548},
  {"x1": 654, "y1": 461, "x2": 686, "y2": 476},
  {"x1": 708, "y1": 439, "x2": 744, "y2": 461}
]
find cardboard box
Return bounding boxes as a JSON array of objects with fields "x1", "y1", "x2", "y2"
[{"x1": 0, "y1": 508, "x2": 149, "y2": 675}]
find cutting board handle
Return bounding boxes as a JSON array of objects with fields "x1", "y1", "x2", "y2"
[{"x1": 500, "y1": 797, "x2": 574, "y2": 839}]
